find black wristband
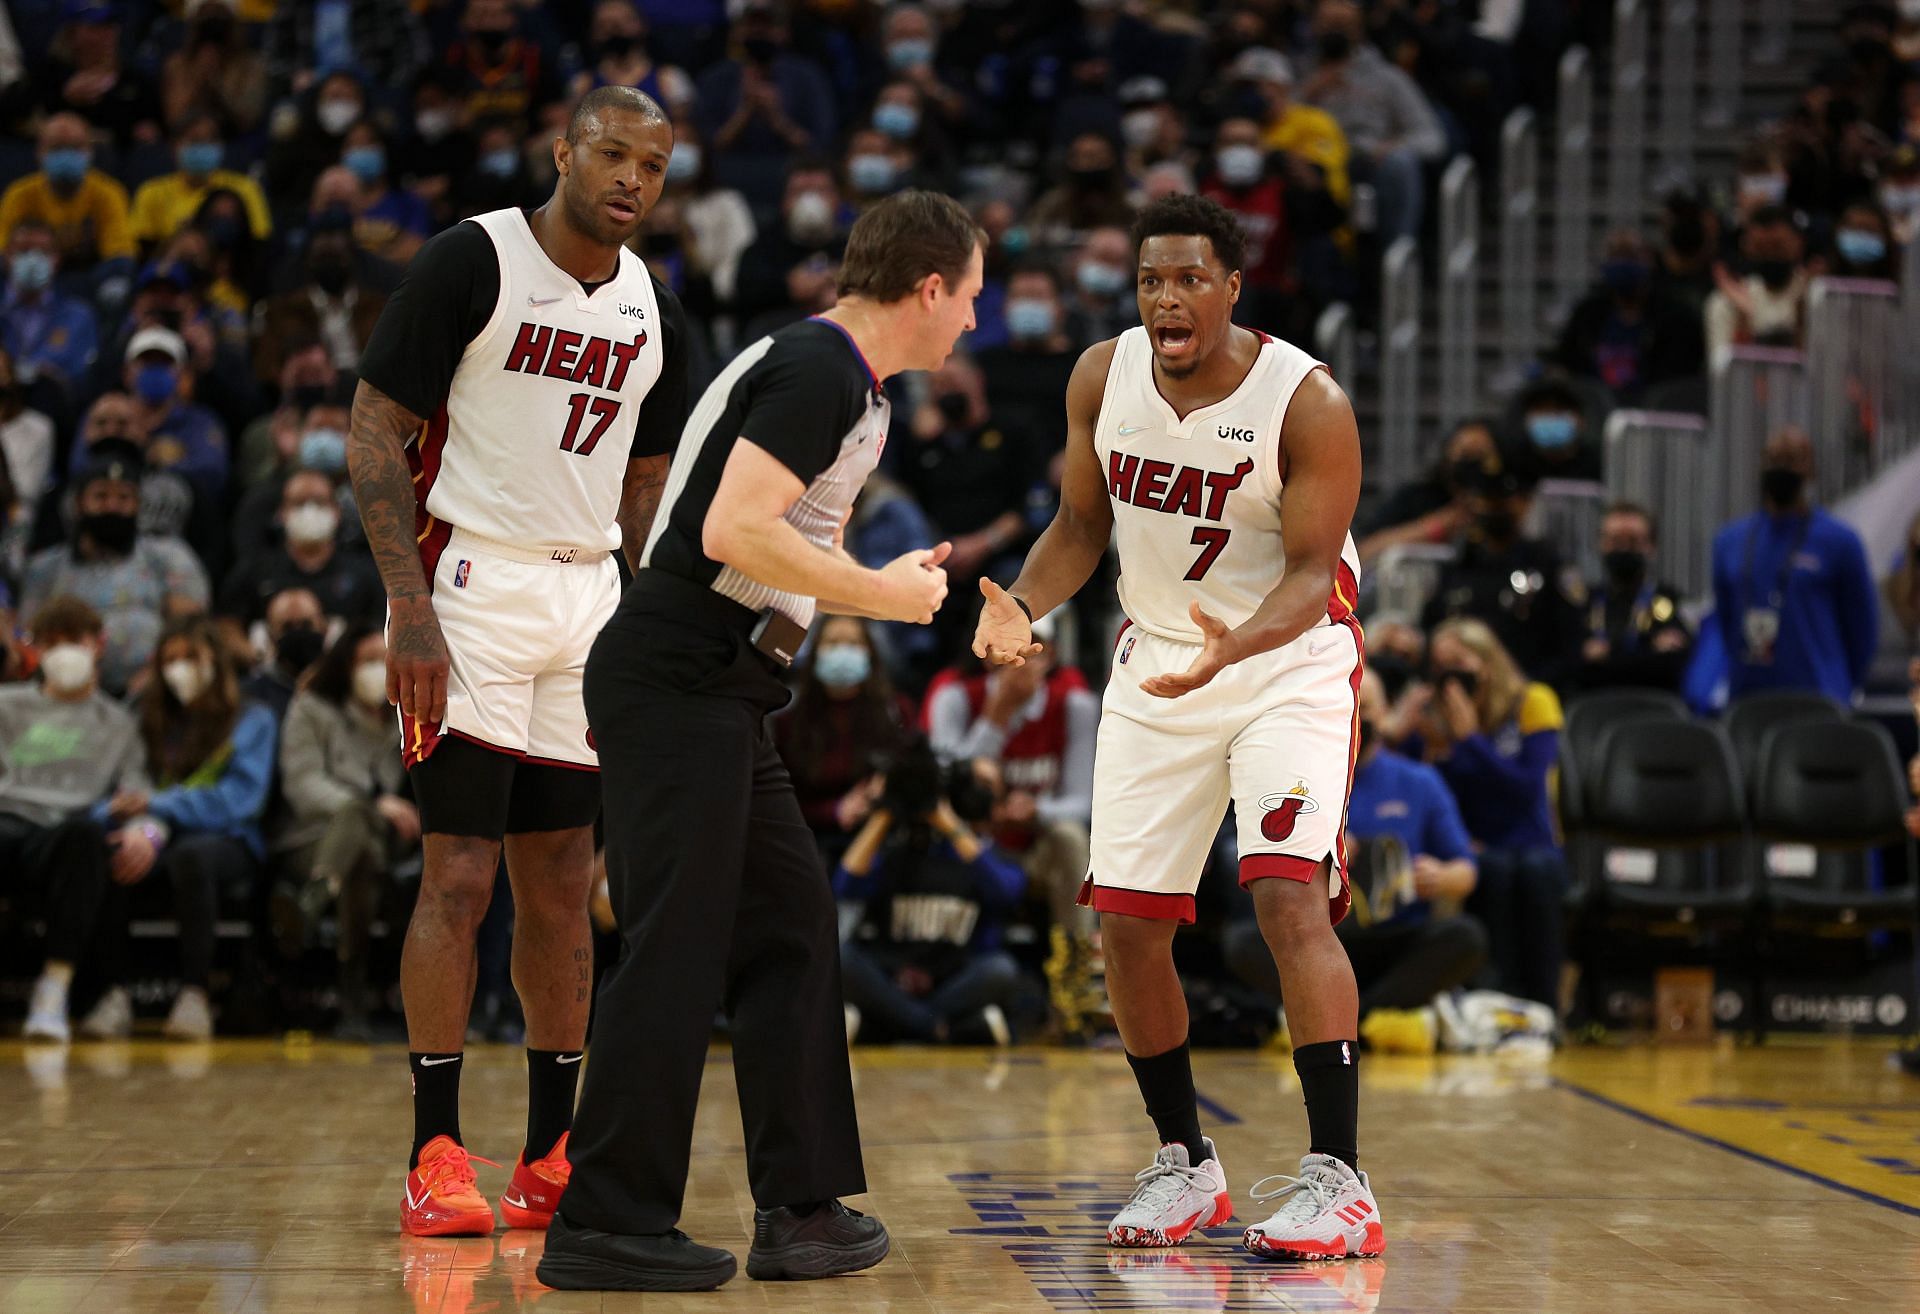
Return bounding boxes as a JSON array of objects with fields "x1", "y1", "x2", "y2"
[{"x1": 1009, "y1": 594, "x2": 1034, "y2": 623}]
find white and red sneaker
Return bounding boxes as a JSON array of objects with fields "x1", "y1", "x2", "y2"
[
  {"x1": 1107, "y1": 1139, "x2": 1233, "y2": 1247},
  {"x1": 1242, "y1": 1154, "x2": 1385, "y2": 1261}
]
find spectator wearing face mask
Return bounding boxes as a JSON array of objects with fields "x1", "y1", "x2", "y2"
[
  {"x1": 1707, "y1": 205, "x2": 1812, "y2": 355},
  {"x1": 1063, "y1": 225, "x2": 1136, "y2": 348},
  {"x1": 734, "y1": 160, "x2": 845, "y2": 327},
  {"x1": 841, "y1": 126, "x2": 919, "y2": 209},
  {"x1": 0, "y1": 113, "x2": 134, "y2": 277},
  {"x1": 443, "y1": 0, "x2": 563, "y2": 127},
  {"x1": 454, "y1": 117, "x2": 539, "y2": 219},
  {"x1": 1712, "y1": 426, "x2": 1877, "y2": 705},
  {"x1": 271, "y1": 619, "x2": 418, "y2": 1040},
  {"x1": 1827, "y1": 200, "x2": 1898, "y2": 279},
  {"x1": 1, "y1": 222, "x2": 99, "y2": 403},
  {"x1": 1729, "y1": 141, "x2": 1792, "y2": 235},
  {"x1": 1200, "y1": 117, "x2": 1297, "y2": 335},
  {"x1": 235, "y1": 339, "x2": 338, "y2": 490},
  {"x1": 1116, "y1": 78, "x2": 1190, "y2": 176},
  {"x1": 1652, "y1": 188, "x2": 1721, "y2": 320},
  {"x1": 265, "y1": 69, "x2": 379, "y2": 215},
  {"x1": 93, "y1": 326, "x2": 229, "y2": 564},
  {"x1": 977, "y1": 264, "x2": 1077, "y2": 447},
  {"x1": 1574, "y1": 502, "x2": 1693, "y2": 694},
  {"x1": 0, "y1": 349, "x2": 55, "y2": 531},
  {"x1": 21, "y1": 449, "x2": 210, "y2": 695},
  {"x1": 27, "y1": 1, "x2": 162, "y2": 155},
  {"x1": 392, "y1": 71, "x2": 475, "y2": 231},
  {"x1": 1880, "y1": 146, "x2": 1920, "y2": 246},
  {"x1": 160, "y1": 0, "x2": 266, "y2": 136},
  {"x1": 245, "y1": 586, "x2": 327, "y2": 721},
  {"x1": 1233, "y1": 48, "x2": 1351, "y2": 215},
  {"x1": 1027, "y1": 132, "x2": 1135, "y2": 253},
  {"x1": 869, "y1": 79, "x2": 957, "y2": 194},
  {"x1": 1357, "y1": 417, "x2": 1497, "y2": 565},
  {"x1": 7, "y1": 596, "x2": 160, "y2": 1044},
  {"x1": 129, "y1": 111, "x2": 272, "y2": 254},
  {"x1": 82, "y1": 616, "x2": 278, "y2": 1041},
  {"x1": 898, "y1": 354, "x2": 1035, "y2": 593},
  {"x1": 1550, "y1": 230, "x2": 1706, "y2": 405},
  {"x1": 232, "y1": 395, "x2": 356, "y2": 556},
  {"x1": 334, "y1": 120, "x2": 431, "y2": 267},
  {"x1": 1511, "y1": 379, "x2": 1601, "y2": 483},
  {"x1": 572, "y1": 1, "x2": 692, "y2": 112},
  {"x1": 253, "y1": 211, "x2": 389, "y2": 379},
  {"x1": 218, "y1": 467, "x2": 381, "y2": 627},
  {"x1": 662, "y1": 122, "x2": 755, "y2": 328},
  {"x1": 876, "y1": 3, "x2": 968, "y2": 141},
  {"x1": 1420, "y1": 450, "x2": 1584, "y2": 683},
  {"x1": 262, "y1": 1, "x2": 424, "y2": 107},
  {"x1": 696, "y1": 0, "x2": 838, "y2": 207},
  {"x1": 773, "y1": 615, "x2": 915, "y2": 861}
]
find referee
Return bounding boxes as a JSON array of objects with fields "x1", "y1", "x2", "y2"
[{"x1": 538, "y1": 190, "x2": 984, "y2": 1293}]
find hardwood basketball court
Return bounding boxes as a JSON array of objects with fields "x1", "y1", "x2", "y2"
[{"x1": 3, "y1": 1038, "x2": 1916, "y2": 1312}]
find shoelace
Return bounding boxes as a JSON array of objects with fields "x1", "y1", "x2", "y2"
[
  {"x1": 1126, "y1": 1154, "x2": 1215, "y2": 1215},
  {"x1": 421, "y1": 1145, "x2": 501, "y2": 1197},
  {"x1": 1248, "y1": 1168, "x2": 1341, "y2": 1223}
]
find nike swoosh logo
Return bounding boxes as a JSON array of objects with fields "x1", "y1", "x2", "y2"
[
  {"x1": 418, "y1": 1055, "x2": 462, "y2": 1066},
  {"x1": 1117, "y1": 424, "x2": 1151, "y2": 436},
  {"x1": 556, "y1": 1053, "x2": 583, "y2": 1064},
  {"x1": 502, "y1": 1190, "x2": 529, "y2": 1209},
  {"x1": 528, "y1": 294, "x2": 563, "y2": 306},
  {"x1": 1308, "y1": 637, "x2": 1341, "y2": 657}
]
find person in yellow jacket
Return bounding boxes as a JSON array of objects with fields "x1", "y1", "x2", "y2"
[
  {"x1": 129, "y1": 111, "x2": 273, "y2": 253},
  {"x1": 0, "y1": 114, "x2": 135, "y2": 271},
  {"x1": 1230, "y1": 47, "x2": 1351, "y2": 211}
]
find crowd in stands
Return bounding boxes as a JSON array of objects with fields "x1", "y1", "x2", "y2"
[{"x1": 0, "y1": 0, "x2": 1914, "y2": 1053}]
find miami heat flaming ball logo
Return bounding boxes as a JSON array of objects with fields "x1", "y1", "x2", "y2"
[{"x1": 1259, "y1": 783, "x2": 1320, "y2": 842}]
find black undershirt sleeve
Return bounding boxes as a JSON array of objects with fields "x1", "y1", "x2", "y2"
[
  {"x1": 735, "y1": 337, "x2": 866, "y2": 486},
  {"x1": 355, "y1": 221, "x2": 499, "y2": 419},
  {"x1": 630, "y1": 276, "x2": 690, "y2": 460}
]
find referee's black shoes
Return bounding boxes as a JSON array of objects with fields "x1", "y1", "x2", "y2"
[
  {"x1": 746, "y1": 1199, "x2": 891, "y2": 1281},
  {"x1": 536, "y1": 1213, "x2": 737, "y2": 1291}
]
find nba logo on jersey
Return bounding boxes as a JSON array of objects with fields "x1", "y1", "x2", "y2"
[
  {"x1": 1118, "y1": 634, "x2": 1136, "y2": 665},
  {"x1": 453, "y1": 560, "x2": 471, "y2": 589}
]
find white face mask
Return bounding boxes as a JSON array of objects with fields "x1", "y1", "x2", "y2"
[
  {"x1": 284, "y1": 501, "x2": 340, "y2": 545},
  {"x1": 163, "y1": 658, "x2": 211, "y2": 705},
  {"x1": 352, "y1": 660, "x2": 388, "y2": 708},
  {"x1": 1121, "y1": 108, "x2": 1161, "y2": 150},
  {"x1": 317, "y1": 98, "x2": 361, "y2": 136},
  {"x1": 40, "y1": 642, "x2": 96, "y2": 693}
]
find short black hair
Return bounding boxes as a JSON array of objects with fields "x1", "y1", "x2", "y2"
[
  {"x1": 1130, "y1": 193, "x2": 1246, "y2": 274},
  {"x1": 566, "y1": 85, "x2": 669, "y2": 143}
]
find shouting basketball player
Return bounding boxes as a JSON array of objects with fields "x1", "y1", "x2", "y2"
[
  {"x1": 973, "y1": 194, "x2": 1382, "y2": 1260},
  {"x1": 348, "y1": 85, "x2": 689, "y2": 1236}
]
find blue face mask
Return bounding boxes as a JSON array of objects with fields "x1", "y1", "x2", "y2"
[
  {"x1": 1077, "y1": 261, "x2": 1128, "y2": 298},
  {"x1": 9, "y1": 249, "x2": 54, "y2": 294},
  {"x1": 179, "y1": 141, "x2": 224, "y2": 177},
  {"x1": 667, "y1": 143, "x2": 702, "y2": 182},
  {"x1": 480, "y1": 148, "x2": 518, "y2": 178},
  {"x1": 813, "y1": 642, "x2": 871, "y2": 688},
  {"x1": 1835, "y1": 228, "x2": 1886, "y2": 266},
  {"x1": 887, "y1": 38, "x2": 934, "y2": 71},
  {"x1": 873, "y1": 102, "x2": 920, "y2": 140},
  {"x1": 343, "y1": 145, "x2": 385, "y2": 184},
  {"x1": 1005, "y1": 297, "x2": 1057, "y2": 340},
  {"x1": 43, "y1": 148, "x2": 91, "y2": 186},
  {"x1": 848, "y1": 153, "x2": 898, "y2": 194},
  {"x1": 1526, "y1": 412, "x2": 1579, "y2": 450},
  {"x1": 299, "y1": 427, "x2": 349, "y2": 473},
  {"x1": 135, "y1": 362, "x2": 179, "y2": 405}
]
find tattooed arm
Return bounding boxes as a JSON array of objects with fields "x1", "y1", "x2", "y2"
[
  {"x1": 618, "y1": 453, "x2": 671, "y2": 573},
  {"x1": 348, "y1": 378, "x2": 449, "y2": 723}
]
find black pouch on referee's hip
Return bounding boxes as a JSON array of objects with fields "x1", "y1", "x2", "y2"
[{"x1": 750, "y1": 607, "x2": 807, "y2": 667}]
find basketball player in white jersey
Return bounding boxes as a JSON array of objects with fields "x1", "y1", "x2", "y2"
[
  {"x1": 348, "y1": 86, "x2": 688, "y2": 1237},
  {"x1": 974, "y1": 195, "x2": 1382, "y2": 1260}
]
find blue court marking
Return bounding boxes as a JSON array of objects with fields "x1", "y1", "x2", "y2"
[
  {"x1": 1553, "y1": 1078, "x2": 1920, "y2": 1219},
  {"x1": 1195, "y1": 1090, "x2": 1242, "y2": 1127}
]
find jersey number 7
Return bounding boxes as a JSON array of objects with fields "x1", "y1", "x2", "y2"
[
  {"x1": 560, "y1": 393, "x2": 621, "y2": 455},
  {"x1": 1186, "y1": 527, "x2": 1231, "y2": 581}
]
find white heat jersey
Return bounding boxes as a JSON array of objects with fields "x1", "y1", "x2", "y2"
[
  {"x1": 414, "y1": 208, "x2": 664, "y2": 553},
  {"x1": 1094, "y1": 326, "x2": 1360, "y2": 642}
]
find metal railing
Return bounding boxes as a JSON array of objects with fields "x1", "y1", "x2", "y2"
[
  {"x1": 1657, "y1": 0, "x2": 1696, "y2": 186},
  {"x1": 1313, "y1": 301, "x2": 1355, "y2": 392},
  {"x1": 1904, "y1": 240, "x2": 1920, "y2": 475},
  {"x1": 1608, "y1": 0, "x2": 1648, "y2": 233},
  {"x1": 1529, "y1": 479, "x2": 1607, "y2": 583},
  {"x1": 1379, "y1": 236, "x2": 1422, "y2": 493},
  {"x1": 1755, "y1": 0, "x2": 1791, "y2": 65},
  {"x1": 1709, "y1": 346, "x2": 1809, "y2": 536},
  {"x1": 1438, "y1": 156, "x2": 1479, "y2": 430},
  {"x1": 1704, "y1": 0, "x2": 1741, "y2": 127},
  {"x1": 1499, "y1": 108, "x2": 1539, "y2": 379},
  {"x1": 1366, "y1": 543, "x2": 1456, "y2": 626},
  {"x1": 1554, "y1": 46, "x2": 1594, "y2": 319},
  {"x1": 1605, "y1": 410, "x2": 1714, "y2": 599},
  {"x1": 1805, "y1": 276, "x2": 1904, "y2": 498}
]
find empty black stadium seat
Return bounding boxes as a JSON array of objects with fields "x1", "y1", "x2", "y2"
[
  {"x1": 1723, "y1": 690, "x2": 1846, "y2": 791},
  {"x1": 1560, "y1": 688, "x2": 1690, "y2": 834},
  {"x1": 1750, "y1": 721, "x2": 1916, "y2": 930}
]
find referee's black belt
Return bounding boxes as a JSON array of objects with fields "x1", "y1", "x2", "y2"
[{"x1": 628, "y1": 567, "x2": 762, "y2": 633}]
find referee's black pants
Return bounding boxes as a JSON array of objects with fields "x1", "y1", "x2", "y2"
[{"x1": 561, "y1": 570, "x2": 866, "y2": 1236}]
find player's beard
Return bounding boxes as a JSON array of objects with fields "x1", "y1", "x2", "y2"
[{"x1": 564, "y1": 177, "x2": 642, "y2": 247}]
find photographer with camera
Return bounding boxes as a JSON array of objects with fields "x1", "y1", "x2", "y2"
[{"x1": 833, "y1": 739, "x2": 1027, "y2": 1046}]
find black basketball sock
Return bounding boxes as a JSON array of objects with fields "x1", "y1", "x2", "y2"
[
  {"x1": 409, "y1": 1052, "x2": 464, "y2": 1168},
  {"x1": 1292, "y1": 1039, "x2": 1359, "y2": 1169},
  {"x1": 1125, "y1": 1040, "x2": 1207, "y2": 1162},
  {"x1": 525, "y1": 1048, "x2": 583, "y2": 1160}
]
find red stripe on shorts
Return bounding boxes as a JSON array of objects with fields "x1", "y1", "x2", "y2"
[{"x1": 1076, "y1": 875, "x2": 1196, "y2": 925}]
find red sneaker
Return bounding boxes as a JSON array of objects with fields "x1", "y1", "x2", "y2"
[
  {"x1": 401, "y1": 1135, "x2": 499, "y2": 1236},
  {"x1": 500, "y1": 1132, "x2": 571, "y2": 1230}
]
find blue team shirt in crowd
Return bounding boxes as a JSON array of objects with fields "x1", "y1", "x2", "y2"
[
  {"x1": 1348, "y1": 748, "x2": 1474, "y2": 926},
  {"x1": 1711, "y1": 508, "x2": 1877, "y2": 705}
]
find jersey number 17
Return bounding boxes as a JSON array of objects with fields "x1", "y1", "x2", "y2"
[{"x1": 559, "y1": 393, "x2": 621, "y2": 455}]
